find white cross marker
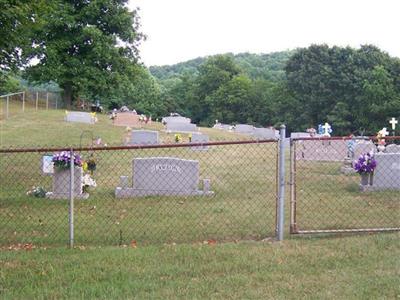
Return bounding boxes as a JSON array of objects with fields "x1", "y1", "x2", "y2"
[
  {"x1": 321, "y1": 122, "x2": 332, "y2": 136},
  {"x1": 389, "y1": 117, "x2": 398, "y2": 130}
]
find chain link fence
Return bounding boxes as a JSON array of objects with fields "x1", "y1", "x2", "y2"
[
  {"x1": 0, "y1": 140, "x2": 278, "y2": 247},
  {"x1": 0, "y1": 90, "x2": 63, "y2": 120},
  {"x1": 290, "y1": 136, "x2": 400, "y2": 234}
]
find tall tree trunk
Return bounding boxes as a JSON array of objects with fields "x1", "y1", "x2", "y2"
[{"x1": 62, "y1": 83, "x2": 73, "y2": 109}]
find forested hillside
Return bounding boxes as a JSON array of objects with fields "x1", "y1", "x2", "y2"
[
  {"x1": 151, "y1": 45, "x2": 400, "y2": 135},
  {"x1": 2, "y1": 2, "x2": 400, "y2": 135},
  {"x1": 149, "y1": 51, "x2": 294, "y2": 82}
]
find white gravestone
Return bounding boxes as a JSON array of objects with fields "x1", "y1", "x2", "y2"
[
  {"x1": 370, "y1": 153, "x2": 400, "y2": 190},
  {"x1": 290, "y1": 132, "x2": 311, "y2": 139},
  {"x1": 190, "y1": 133, "x2": 209, "y2": 150},
  {"x1": 65, "y1": 111, "x2": 95, "y2": 124},
  {"x1": 234, "y1": 124, "x2": 255, "y2": 135},
  {"x1": 213, "y1": 123, "x2": 231, "y2": 131},
  {"x1": 128, "y1": 130, "x2": 159, "y2": 145},
  {"x1": 42, "y1": 155, "x2": 54, "y2": 175},
  {"x1": 162, "y1": 116, "x2": 191, "y2": 124},
  {"x1": 115, "y1": 157, "x2": 214, "y2": 198}
]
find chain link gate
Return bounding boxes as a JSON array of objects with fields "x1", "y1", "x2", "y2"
[
  {"x1": 290, "y1": 136, "x2": 400, "y2": 234},
  {"x1": 0, "y1": 140, "x2": 279, "y2": 247}
]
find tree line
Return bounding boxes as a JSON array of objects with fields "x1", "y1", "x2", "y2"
[
  {"x1": 1, "y1": 2, "x2": 400, "y2": 135},
  {"x1": 153, "y1": 46, "x2": 400, "y2": 135}
]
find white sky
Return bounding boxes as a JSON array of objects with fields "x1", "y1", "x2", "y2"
[{"x1": 129, "y1": 0, "x2": 400, "y2": 66}]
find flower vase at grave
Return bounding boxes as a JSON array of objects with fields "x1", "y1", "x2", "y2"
[
  {"x1": 360, "y1": 172, "x2": 373, "y2": 187},
  {"x1": 360, "y1": 173, "x2": 370, "y2": 186}
]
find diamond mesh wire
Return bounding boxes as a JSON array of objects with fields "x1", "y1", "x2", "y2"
[
  {"x1": 0, "y1": 140, "x2": 278, "y2": 246},
  {"x1": 291, "y1": 137, "x2": 400, "y2": 233}
]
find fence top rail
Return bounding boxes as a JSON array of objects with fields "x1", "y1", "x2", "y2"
[
  {"x1": 0, "y1": 139, "x2": 277, "y2": 153},
  {"x1": 292, "y1": 136, "x2": 400, "y2": 142},
  {"x1": 0, "y1": 91, "x2": 25, "y2": 98}
]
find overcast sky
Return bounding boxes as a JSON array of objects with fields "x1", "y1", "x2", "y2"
[{"x1": 129, "y1": 0, "x2": 399, "y2": 66}]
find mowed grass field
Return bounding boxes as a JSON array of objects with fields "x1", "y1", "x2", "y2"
[{"x1": 1, "y1": 106, "x2": 399, "y2": 298}]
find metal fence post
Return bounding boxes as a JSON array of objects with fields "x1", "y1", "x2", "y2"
[
  {"x1": 22, "y1": 91, "x2": 25, "y2": 112},
  {"x1": 46, "y1": 92, "x2": 49, "y2": 110},
  {"x1": 36, "y1": 91, "x2": 38, "y2": 111},
  {"x1": 277, "y1": 124, "x2": 286, "y2": 241},
  {"x1": 69, "y1": 148, "x2": 74, "y2": 248},
  {"x1": 6, "y1": 96, "x2": 9, "y2": 119}
]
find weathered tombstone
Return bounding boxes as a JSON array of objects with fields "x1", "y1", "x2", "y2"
[
  {"x1": 353, "y1": 140, "x2": 377, "y2": 159},
  {"x1": 65, "y1": 111, "x2": 95, "y2": 124},
  {"x1": 253, "y1": 128, "x2": 277, "y2": 139},
  {"x1": 213, "y1": 123, "x2": 231, "y2": 131},
  {"x1": 115, "y1": 157, "x2": 214, "y2": 198},
  {"x1": 385, "y1": 144, "x2": 400, "y2": 153},
  {"x1": 369, "y1": 153, "x2": 400, "y2": 190},
  {"x1": 113, "y1": 112, "x2": 140, "y2": 127},
  {"x1": 128, "y1": 130, "x2": 159, "y2": 145},
  {"x1": 162, "y1": 116, "x2": 191, "y2": 124},
  {"x1": 47, "y1": 167, "x2": 88, "y2": 199},
  {"x1": 234, "y1": 124, "x2": 255, "y2": 135},
  {"x1": 190, "y1": 133, "x2": 209, "y2": 150},
  {"x1": 290, "y1": 132, "x2": 311, "y2": 139},
  {"x1": 296, "y1": 140, "x2": 347, "y2": 161},
  {"x1": 166, "y1": 122, "x2": 198, "y2": 133}
]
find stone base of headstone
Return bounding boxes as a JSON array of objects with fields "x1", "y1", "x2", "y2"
[
  {"x1": 340, "y1": 157, "x2": 356, "y2": 175},
  {"x1": 46, "y1": 167, "x2": 89, "y2": 199},
  {"x1": 115, "y1": 176, "x2": 214, "y2": 198}
]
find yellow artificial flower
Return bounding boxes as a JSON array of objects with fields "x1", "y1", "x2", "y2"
[{"x1": 82, "y1": 161, "x2": 88, "y2": 172}]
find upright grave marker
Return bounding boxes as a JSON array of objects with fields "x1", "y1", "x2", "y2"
[{"x1": 115, "y1": 157, "x2": 214, "y2": 198}]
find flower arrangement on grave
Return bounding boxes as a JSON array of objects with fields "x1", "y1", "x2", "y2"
[
  {"x1": 82, "y1": 174, "x2": 97, "y2": 193},
  {"x1": 26, "y1": 186, "x2": 47, "y2": 198},
  {"x1": 52, "y1": 151, "x2": 83, "y2": 170},
  {"x1": 353, "y1": 152, "x2": 377, "y2": 174},
  {"x1": 175, "y1": 134, "x2": 182, "y2": 143},
  {"x1": 83, "y1": 154, "x2": 97, "y2": 175}
]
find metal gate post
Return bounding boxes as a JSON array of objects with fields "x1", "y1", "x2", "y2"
[
  {"x1": 69, "y1": 148, "x2": 75, "y2": 248},
  {"x1": 277, "y1": 125, "x2": 286, "y2": 241},
  {"x1": 289, "y1": 139, "x2": 298, "y2": 233}
]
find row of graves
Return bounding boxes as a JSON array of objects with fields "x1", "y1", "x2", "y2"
[
  {"x1": 294, "y1": 121, "x2": 400, "y2": 191},
  {"x1": 213, "y1": 122, "x2": 280, "y2": 140},
  {"x1": 44, "y1": 153, "x2": 214, "y2": 200}
]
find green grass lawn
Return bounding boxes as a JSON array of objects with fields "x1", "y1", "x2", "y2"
[
  {"x1": 1, "y1": 107, "x2": 399, "y2": 299},
  {"x1": 0, "y1": 233, "x2": 399, "y2": 299}
]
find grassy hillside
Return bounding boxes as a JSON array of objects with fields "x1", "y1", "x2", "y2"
[
  {"x1": 0, "y1": 105, "x2": 243, "y2": 148},
  {"x1": 0, "y1": 107, "x2": 399, "y2": 299}
]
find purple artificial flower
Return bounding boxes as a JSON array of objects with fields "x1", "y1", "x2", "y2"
[{"x1": 353, "y1": 152, "x2": 377, "y2": 174}]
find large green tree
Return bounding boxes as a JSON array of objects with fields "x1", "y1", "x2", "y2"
[
  {"x1": 24, "y1": 0, "x2": 144, "y2": 107},
  {"x1": 0, "y1": 1, "x2": 43, "y2": 92}
]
